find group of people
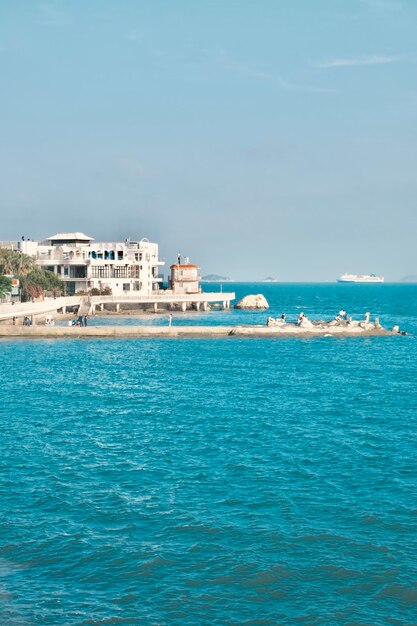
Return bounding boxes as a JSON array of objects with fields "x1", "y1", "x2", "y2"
[
  {"x1": 267, "y1": 308, "x2": 351, "y2": 326},
  {"x1": 68, "y1": 315, "x2": 88, "y2": 327},
  {"x1": 12, "y1": 313, "x2": 89, "y2": 327}
]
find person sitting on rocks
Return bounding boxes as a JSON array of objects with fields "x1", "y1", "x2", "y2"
[{"x1": 297, "y1": 312, "x2": 305, "y2": 326}]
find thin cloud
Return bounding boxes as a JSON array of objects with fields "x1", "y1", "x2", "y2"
[
  {"x1": 316, "y1": 54, "x2": 402, "y2": 68},
  {"x1": 227, "y1": 61, "x2": 336, "y2": 94}
]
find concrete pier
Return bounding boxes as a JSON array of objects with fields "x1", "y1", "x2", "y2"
[
  {"x1": 0, "y1": 292, "x2": 236, "y2": 323},
  {"x1": 0, "y1": 323, "x2": 399, "y2": 340}
]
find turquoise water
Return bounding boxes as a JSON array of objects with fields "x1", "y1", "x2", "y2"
[{"x1": 1, "y1": 284, "x2": 417, "y2": 625}]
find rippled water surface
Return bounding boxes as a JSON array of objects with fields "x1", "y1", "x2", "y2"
[{"x1": 1, "y1": 284, "x2": 417, "y2": 625}]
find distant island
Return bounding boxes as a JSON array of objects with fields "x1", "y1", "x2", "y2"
[
  {"x1": 261, "y1": 277, "x2": 279, "y2": 282},
  {"x1": 400, "y1": 275, "x2": 417, "y2": 283},
  {"x1": 201, "y1": 274, "x2": 233, "y2": 282}
]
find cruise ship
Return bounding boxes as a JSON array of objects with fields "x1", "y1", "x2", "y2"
[{"x1": 337, "y1": 273, "x2": 384, "y2": 283}]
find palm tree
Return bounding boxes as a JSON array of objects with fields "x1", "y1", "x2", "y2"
[
  {"x1": 14, "y1": 252, "x2": 35, "y2": 276},
  {"x1": 0, "y1": 249, "x2": 35, "y2": 276}
]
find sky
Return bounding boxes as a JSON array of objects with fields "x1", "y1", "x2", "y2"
[{"x1": 0, "y1": 0, "x2": 416, "y2": 281}]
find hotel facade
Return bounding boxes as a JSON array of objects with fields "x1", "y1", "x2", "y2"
[{"x1": 2, "y1": 232, "x2": 165, "y2": 296}]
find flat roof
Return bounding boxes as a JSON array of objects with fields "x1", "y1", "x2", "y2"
[{"x1": 47, "y1": 232, "x2": 94, "y2": 242}]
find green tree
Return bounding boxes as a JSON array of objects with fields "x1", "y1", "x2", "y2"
[
  {"x1": 0, "y1": 249, "x2": 35, "y2": 276},
  {"x1": 19, "y1": 268, "x2": 63, "y2": 301},
  {"x1": 0, "y1": 249, "x2": 63, "y2": 301},
  {"x1": 0, "y1": 274, "x2": 12, "y2": 297}
]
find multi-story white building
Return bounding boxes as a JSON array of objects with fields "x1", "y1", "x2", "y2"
[{"x1": 12, "y1": 232, "x2": 164, "y2": 296}]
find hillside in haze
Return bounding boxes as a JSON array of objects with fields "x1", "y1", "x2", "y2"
[{"x1": 201, "y1": 274, "x2": 233, "y2": 282}]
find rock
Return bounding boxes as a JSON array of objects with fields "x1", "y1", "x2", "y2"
[
  {"x1": 266, "y1": 317, "x2": 285, "y2": 327},
  {"x1": 234, "y1": 294, "x2": 269, "y2": 310},
  {"x1": 299, "y1": 317, "x2": 314, "y2": 329}
]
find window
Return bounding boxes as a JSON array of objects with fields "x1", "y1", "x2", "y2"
[
  {"x1": 91, "y1": 266, "x2": 110, "y2": 278},
  {"x1": 128, "y1": 266, "x2": 140, "y2": 278},
  {"x1": 114, "y1": 266, "x2": 128, "y2": 278},
  {"x1": 123, "y1": 283, "x2": 130, "y2": 291},
  {"x1": 71, "y1": 266, "x2": 87, "y2": 278}
]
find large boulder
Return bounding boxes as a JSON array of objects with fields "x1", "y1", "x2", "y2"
[{"x1": 234, "y1": 294, "x2": 269, "y2": 310}]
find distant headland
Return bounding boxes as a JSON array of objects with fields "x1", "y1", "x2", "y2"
[
  {"x1": 201, "y1": 274, "x2": 233, "y2": 282},
  {"x1": 400, "y1": 275, "x2": 417, "y2": 283}
]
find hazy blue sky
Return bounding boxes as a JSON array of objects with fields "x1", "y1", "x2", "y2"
[{"x1": 1, "y1": 0, "x2": 416, "y2": 280}]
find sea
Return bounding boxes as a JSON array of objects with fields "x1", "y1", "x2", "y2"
[{"x1": 1, "y1": 283, "x2": 417, "y2": 625}]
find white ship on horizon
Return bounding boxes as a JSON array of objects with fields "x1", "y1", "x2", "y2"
[{"x1": 337, "y1": 273, "x2": 384, "y2": 283}]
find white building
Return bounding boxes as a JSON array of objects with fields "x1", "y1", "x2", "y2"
[{"x1": 15, "y1": 232, "x2": 164, "y2": 296}]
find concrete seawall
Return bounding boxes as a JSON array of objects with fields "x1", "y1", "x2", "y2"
[{"x1": 0, "y1": 324, "x2": 398, "y2": 339}]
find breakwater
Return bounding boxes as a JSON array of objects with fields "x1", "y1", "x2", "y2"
[{"x1": 0, "y1": 322, "x2": 399, "y2": 339}]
